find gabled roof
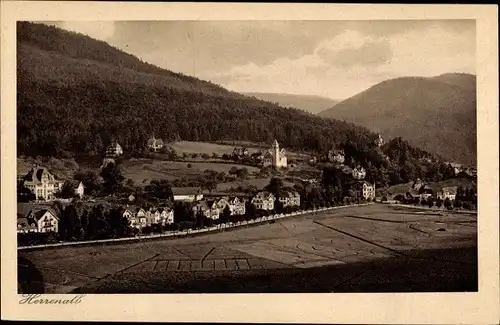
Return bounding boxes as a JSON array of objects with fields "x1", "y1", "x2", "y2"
[
  {"x1": 171, "y1": 187, "x2": 202, "y2": 196},
  {"x1": 23, "y1": 167, "x2": 57, "y2": 185},
  {"x1": 32, "y1": 209, "x2": 59, "y2": 221}
]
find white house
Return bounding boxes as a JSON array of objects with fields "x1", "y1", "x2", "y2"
[
  {"x1": 74, "y1": 181, "x2": 85, "y2": 198},
  {"x1": 27, "y1": 209, "x2": 59, "y2": 233},
  {"x1": 193, "y1": 200, "x2": 220, "y2": 220},
  {"x1": 352, "y1": 181, "x2": 376, "y2": 200},
  {"x1": 171, "y1": 187, "x2": 204, "y2": 202},
  {"x1": 251, "y1": 191, "x2": 275, "y2": 210},
  {"x1": 105, "y1": 141, "x2": 123, "y2": 157},
  {"x1": 160, "y1": 208, "x2": 174, "y2": 225},
  {"x1": 352, "y1": 166, "x2": 366, "y2": 180},
  {"x1": 21, "y1": 166, "x2": 62, "y2": 201},
  {"x1": 278, "y1": 191, "x2": 300, "y2": 207}
]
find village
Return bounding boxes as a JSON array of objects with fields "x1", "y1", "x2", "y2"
[{"x1": 16, "y1": 134, "x2": 477, "y2": 244}]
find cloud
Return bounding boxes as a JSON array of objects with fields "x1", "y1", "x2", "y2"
[
  {"x1": 211, "y1": 23, "x2": 475, "y2": 99},
  {"x1": 314, "y1": 30, "x2": 392, "y2": 67},
  {"x1": 48, "y1": 20, "x2": 475, "y2": 99}
]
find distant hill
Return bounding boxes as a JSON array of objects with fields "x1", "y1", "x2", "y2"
[
  {"x1": 243, "y1": 92, "x2": 340, "y2": 114},
  {"x1": 318, "y1": 74, "x2": 476, "y2": 165}
]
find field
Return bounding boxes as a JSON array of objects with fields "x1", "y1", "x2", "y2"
[
  {"x1": 167, "y1": 141, "x2": 311, "y2": 161},
  {"x1": 18, "y1": 204, "x2": 477, "y2": 293},
  {"x1": 122, "y1": 158, "x2": 261, "y2": 184},
  {"x1": 167, "y1": 141, "x2": 262, "y2": 156}
]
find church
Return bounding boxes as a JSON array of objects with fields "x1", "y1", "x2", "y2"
[{"x1": 262, "y1": 139, "x2": 287, "y2": 168}]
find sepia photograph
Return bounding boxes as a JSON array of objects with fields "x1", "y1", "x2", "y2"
[
  {"x1": 15, "y1": 18, "x2": 480, "y2": 294},
  {"x1": 2, "y1": 2, "x2": 498, "y2": 324}
]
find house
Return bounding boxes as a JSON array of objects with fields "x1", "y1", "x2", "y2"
[
  {"x1": 147, "y1": 208, "x2": 162, "y2": 225},
  {"x1": 21, "y1": 166, "x2": 63, "y2": 201},
  {"x1": 171, "y1": 187, "x2": 204, "y2": 202},
  {"x1": 262, "y1": 140, "x2": 287, "y2": 168},
  {"x1": 193, "y1": 200, "x2": 220, "y2": 220},
  {"x1": 278, "y1": 191, "x2": 301, "y2": 207},
  {"x1": 229, "y1": 196, "x2": 246, "y2": 215},
  {"x1": 251, "y1": 191, "x2": 275, "y2": 210},
  {"x1": 159, "y1": 207, "x2": 174, "y2": 225},
  {"x1": 147, "y1": 136, "x2": 164, "y2": 152},
  {"x1": 28, "y1": 209, "x2": 59, "y2": 233},
  {"x1": 17, "y1": 214, "x2": 37, "y2": 233},
  {"x1": 73, "y1": 181, "x2": 85, "y2": 199},
  {"x1": 352, "y1": 166, "x2": 366, "y2": 180},
  {"x1": 352, "y1": 181, "x2": 376, "y2": 200},
  {"x1": 135, "y1": 208, "x2": 148, "y2": 228},
  {"x1": 327, "y1": 149, "x2": 345, "y2": 165},
  {"x1": 122, "y1": 208, "x2": 138, "y2": 228},
  {"x1": 105, "y1": 141, "x2": 123, "y2": 157},
  {"x1": 437, "y1": 186, "x2": 458, "y2": 201},
  {"x1": 216, "y1": 196, "x2": 231, "y2": 212}
]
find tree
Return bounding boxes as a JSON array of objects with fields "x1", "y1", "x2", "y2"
[
  {"x1": 245, "y1": 201, "x2": 257, "y2": 219},
  {"x1": 427, "y1": 197, "x2": 434, "y2": 208},
  {"x1": 195, "y1": 209, "x2": 206, "y2": 228},
  {"x1": 236, "y1": 168, "x2": 249, "y2": 179},
  {"x1": 229, "y1": 166, "x2": 239, "y2": 175},
  {"x1": 100, "y1": 162, "x2": 125, "y2": 194},
  {"x1": 106, "y1": 207, "x2": 131, "y2": 238},
  {"x1": 174, "y1": 201, "x2": 194, "y2": 222},
  {"x1": 17, "y1": 183, "x2": 36, "y2": 202},
  {"x1": 201, "y1": 153, "x2": 210, "y2": 160},
  {"x1": 59, "y1": 205, "x2": 82, "y2": 240},
  {"x1": 444, "y1": 198, "x2": 452, "y2": 210},
  {"x1": 436, "y1": 199, "x2": 443, "y2": 208},
  {"x1": 56, "y1": 180, "x2": 76, "y2": 199},
  {"x1": 265, "y1": 177, "x2": 284, "y2": 197},
  {"x1": 74, "y1": 169, "x2": 101, "y2": 195}
]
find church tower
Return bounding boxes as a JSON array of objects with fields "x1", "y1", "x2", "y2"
[{"x1": 272, "y1": 139, "x2": 280, "y2": 167}]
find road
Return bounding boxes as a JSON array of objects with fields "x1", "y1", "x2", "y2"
[{"x1": 18, "y1": 204, "x2": 477, "y2": 293}]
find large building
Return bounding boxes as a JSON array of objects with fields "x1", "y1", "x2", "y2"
[
  {"x1": 352, "y1": 181, "x2": 376, "y2": 200},
  {"x1": 20, "y1": 166, "x2": 62, "y2": 201},
  {"x1": 262, "y1": 139, "x2": 287, "y2": 168}
]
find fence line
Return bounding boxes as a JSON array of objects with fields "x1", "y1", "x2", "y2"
[{"x1": 18, "y1": 203, "x2": 373, "y2": 251}]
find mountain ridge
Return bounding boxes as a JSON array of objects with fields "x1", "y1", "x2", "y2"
[
  {"x1": 318, "y1": 74, "x2": 476, "y2": 165},
  {"x1": 243, "y1": 92, "x2": 340, "y2": 114}
]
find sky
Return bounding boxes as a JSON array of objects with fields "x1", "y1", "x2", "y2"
[{"x1": 45, "y1": 20, "x2": 475, "y2": 100}]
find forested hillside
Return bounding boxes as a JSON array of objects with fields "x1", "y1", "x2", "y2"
[
  {"x1": 16, "y1": 21, "x2": 454, "y2": 187},
  {"x1": 318, "y1": 74, "x2": 476, "y2": 165},
  {"x1": 17, "y1": 22, "x2": 377, "y2": 158}
]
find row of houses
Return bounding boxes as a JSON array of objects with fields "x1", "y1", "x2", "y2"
[
  {"x1": 403, "y1": 179, "x2": 468, "y2": 201},
  {"x1": 122, "y1": 206, "x2": 174, "y2": 228}
]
